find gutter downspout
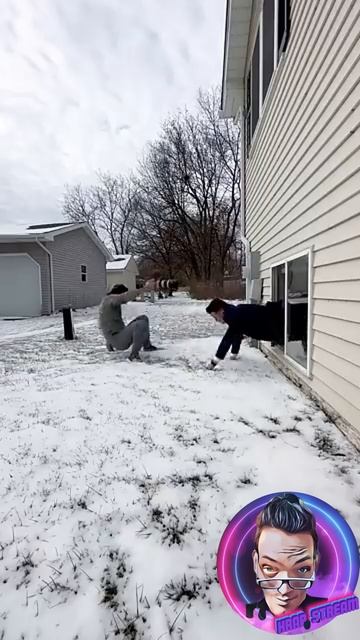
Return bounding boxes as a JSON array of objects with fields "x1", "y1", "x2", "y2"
[
  {"x1": 239, "y1": 107, "x2": 251, "y2": 303},
  {"x1": 36, "y1": 241, "x2": 55, "y2": 314}
]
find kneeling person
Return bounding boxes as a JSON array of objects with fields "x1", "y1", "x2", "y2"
[{"x1": 99, "y1": 284, "x2": 157, "y2": 360}]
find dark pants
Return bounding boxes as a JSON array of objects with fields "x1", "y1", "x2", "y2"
[{"x1": 231, "y1": 334, "x2": 242, "y2": 355}]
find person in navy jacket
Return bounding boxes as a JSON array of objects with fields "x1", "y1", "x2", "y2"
[{"x1": 206, "y1": 298, "x2": 284, "y2": 369}]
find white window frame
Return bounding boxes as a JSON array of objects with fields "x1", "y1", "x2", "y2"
[
  {"x1": 81, "y1": 264, "x2": 87, "y2": 283},
  {"x1": 270, "y1": 248, "x2": 313, "y2": 378},
  {"x1": 245, "y1": 0, "x2": 289, "y2": 152}
]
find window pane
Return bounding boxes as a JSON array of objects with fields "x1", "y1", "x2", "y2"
[
  {"x1": 278, "y1": 0, "x2": 285, "y2": 50},
  {"x1": 246, "y1": 71, "x2": 251, "y2": 110},
  {"x1": 262, "y1": 0, "x2": 275, "y2": 103},
  {"x1": 272, "y1": 264, "x2": 285, "y2": 351},
  {"x1": 246, "y1": 71, "x2": 252, "y2": 155},
  {"x1": 278, "y1": 0, "x2": 291, "y2": 55},
  {"x1": 286, "y1": 255, "x2": 308, "y2": 369},
  {"x1": 251, "y1": 31, "x2": 260, "y2": 136}
]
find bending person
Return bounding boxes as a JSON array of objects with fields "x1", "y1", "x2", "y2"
[
  {"x1": 206, "y1": 298, "x2": 284, "y2": 369},
  {"x1": 99, "y1": 284, "x2": 157, "y2": 360}
]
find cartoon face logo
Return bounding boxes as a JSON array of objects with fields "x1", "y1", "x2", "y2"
[
  {"x1": 217, "y1": 492, "x2": 360, "y2": 635},
  {"x1": 249, "y1": 494, "x2": 324, "y2": 618}
]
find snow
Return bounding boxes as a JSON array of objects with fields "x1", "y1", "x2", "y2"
[
  {"x1": 107, "y1": 256, "x2": 133, "y2": 271},
  {"x1": 0, "y1": 224, "x2": 71, "y2": 237},
  {"x1": 0, "y1": 295, "x2": 359, "y2": 639},
  {"x1": 0, "y1": 308, "x2": 98, "y2": 341},
  {"x1": 0, "y1": 224, "x2": 32, "y2": 236}
]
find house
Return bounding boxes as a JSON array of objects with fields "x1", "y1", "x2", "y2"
[
  {"x1": 106, "y1": 255, "x2": 139, "y2": 291},
  {"x1": 220, "y1": 0, "x2": 360, "y2": 447},
  {"x1": 0, "y1": 222, "x2": 112, "y2": 317}
]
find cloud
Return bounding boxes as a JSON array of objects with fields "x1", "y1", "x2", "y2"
[{"x1": 0, "y1": 0, "x2": 225, "y2": 224}]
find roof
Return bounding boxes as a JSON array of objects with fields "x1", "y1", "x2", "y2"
[
  {"x1": 27, "y1": 222, "x2": 74, "y2": 231},
  {"x1": 107, "y1": 255, "x2": 133, "y2": 271},
  {"x1": 0, "y1": 222, "x2": 112, "y2": 260},
  {"x1": 220, "y1": 0, "x2": 253, "y2": 119},
  {"x1": 0, "y1": 222, "x2": 75, "y2": 236}
]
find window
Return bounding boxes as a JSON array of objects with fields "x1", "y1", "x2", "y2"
[
  {"x1": 271, "y1": 263, "x2": 285, "y2": 350},
  {"x1": 271, "y1": 250, "x2": 311, "y2": 375},
  {"x1": 245, "y1": 0, "x2": 291, "y2": 151},
  {"x1": 251, "y1": 30, "x2": 260, "y2": 136},
  {"x1": 263, "y1": 0, "x2": 275, "y2": 103},
  {"x1": 245, "y1": 71, "x2": 251, "y2": 157},
  {"x1": 81, "y1": 265, "x2": 87, "y2": 283},
  {"x1": 278, "y1": 0, "x2": 291, "y2": 56},
  {"x1": 287, "y1": 255, "x2": 308, "y2": 369}
]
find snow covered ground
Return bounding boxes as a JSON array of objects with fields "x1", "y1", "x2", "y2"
[{"x1": 0, "y1": 296, "x2": 359, "y2": 640}]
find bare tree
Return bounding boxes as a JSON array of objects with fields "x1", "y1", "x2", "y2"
[
  {"x1": 62, "y1": 88, "x2": 241, "y2": 279},
  {"x1": 91, "y1": 172, "x2": 137, "y2": 255},
  {"x1": 63, "y1": 183, "x2": 100, "y2": 235},
  {"x1": 135, "y1": 88, "x2": 241, "y2": 282},
  {"x1": 132, "y1": 191, "x2": 186, "y2": 278},
  {"x1": 63, "y1": 173, "x2": 138, "y2": 255}
]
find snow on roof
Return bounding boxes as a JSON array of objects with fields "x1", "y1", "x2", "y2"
[
  {"x1": 0, "y1": 225, "x2": 29, "y2": 236},
  {"x1": 106, "y1": 255, "x2": 133, "y2": 271},
  {"x1": 0, "y1": 222, "x2": 73, "y2": 237},
  {"x1": 30, "y1": 224, "x2": 74, "y2": 234}
]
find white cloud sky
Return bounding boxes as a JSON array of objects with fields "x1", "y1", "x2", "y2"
[{"x1": 0, "y1": 0, "x2": 225, "y2": 225}]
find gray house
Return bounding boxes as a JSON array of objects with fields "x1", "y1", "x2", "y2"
[{"x1": 0, "y1": 222, "x2": 112, "y2": 317}]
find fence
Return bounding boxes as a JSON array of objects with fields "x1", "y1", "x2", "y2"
[{"x1": 189, "y1": 278, "x2": 246, "y2": 301}]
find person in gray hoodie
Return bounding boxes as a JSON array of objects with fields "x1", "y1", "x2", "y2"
[{"x1": 99, "y1": 284, "x2": 157, "y2": 360}]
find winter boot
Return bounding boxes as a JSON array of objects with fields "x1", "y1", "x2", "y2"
[
  {"x1": 129, "y1": 352, "x2": 141, "y2": 362},
  {"x1": 143, "y1": 344, "x2": 158, "y2": 352}
]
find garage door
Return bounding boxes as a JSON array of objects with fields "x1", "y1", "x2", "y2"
[{"x1": 0, "y1": 254, "x2": 42, "y2": 317}]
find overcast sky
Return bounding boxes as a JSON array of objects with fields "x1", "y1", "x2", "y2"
[{"x1": 0, "y1": 0, "x2": 225, "y2": 225}]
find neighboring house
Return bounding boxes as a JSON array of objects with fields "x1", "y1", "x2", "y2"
[
  {"x1": 221, "y1": 0, "x2": 360, "y2": 447},
  {"x1": 106, "y1": 255, "x2": 139, "y2": 291},
  {"x1": 0, "y1": 222, "x2": 112, "y2": 317}
]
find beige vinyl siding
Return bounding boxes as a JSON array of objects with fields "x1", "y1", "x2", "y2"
[
  {"x1": 314, "y1": 258, "x2": 360, "y2": 281},
  {"x1": 244, "y1": 0, "x2": 360, "y2": 440}
]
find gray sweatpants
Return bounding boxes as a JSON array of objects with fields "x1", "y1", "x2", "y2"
[{"x1": 106, "y1": 315, "x2": 151, "y2": 356}]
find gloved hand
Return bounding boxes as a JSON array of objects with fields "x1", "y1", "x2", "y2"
[
  {"x1": 230, "y1": 353, "x2": 239, "y2": 360},
  {"x1": 207, "y1": 357, "x2": 220, "y2": 370}
]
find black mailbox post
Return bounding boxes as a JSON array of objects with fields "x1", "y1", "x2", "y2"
[{"x1": 62, "y1": 307, "x2": 75, "y2": 340}]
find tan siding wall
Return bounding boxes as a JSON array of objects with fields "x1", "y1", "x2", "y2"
[{"x1": 245, "y1": 0, "x2": 360, "y2": 440}]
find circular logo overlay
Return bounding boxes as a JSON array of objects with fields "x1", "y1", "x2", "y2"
[{"x1": 217, "y1": 492, "x2": 359, "y2": 635}]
